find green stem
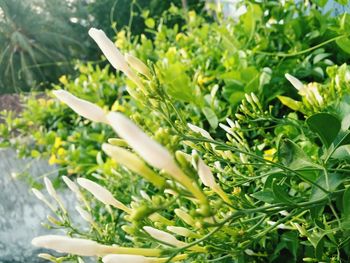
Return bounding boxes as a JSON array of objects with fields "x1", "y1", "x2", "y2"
[{"x1": 253, "y1": 35, "x2": 347, "y2": 57}]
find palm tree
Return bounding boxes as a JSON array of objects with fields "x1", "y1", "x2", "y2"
[{"x1": 0, "y1": 0, "x2": 86, "y2": 93}]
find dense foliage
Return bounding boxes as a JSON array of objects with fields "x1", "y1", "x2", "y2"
[{"x1": 2, "y1": 1, "x2": 350, "y2": 262}]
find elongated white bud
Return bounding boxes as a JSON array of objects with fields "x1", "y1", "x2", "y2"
[
  {"x1": 76, "y1": 206, "x2": 93, "y2": 223},
  {"x1": 33, "y1": 235, "x2": 163, "y2": 257},
  {"x1": 44, "y1": 177, "x2": 57, "y2": 198},
  {"x1": 77, "y1": 178, "x2": 131, "y2": 213},
  {"x1": 44, "y1": 177, "x2": 67, "y2": 214},
  {"x1": 125, "y1": 53, "x2": 152, "y2": 79},
  {"x1": 197, "y1": 159, "x2": 217, "y2": 189},
  {"x1": 32, "y1": 235, "x2": 103, "y2": 256},
  {"x1": 143, "y1": 226, "x2": 186, "y2": 247},
  {"x1": 102, "y1": 143, "x2": 165, "y2": 188},
  {"x1": 187, "y1": 123, "x2": 212, "y2": 139},
  {"x1": 285, "y1": 73, "x2": 304, "y2": 91},
  {"x1": 174, "y1": 209, "x2": 195, "y2": 226},
  {"x1": 103, "y1": 254, "x2": 151, "y2": 263},
  {"x1": 107, "y1": 112, "x2": 207, "y2": 203},
  {"x1": 88, "y1": 28, "x2": 129, "y2": 72},
  {"x1": 88, "y1": 28, "x2": 144, "y2": 90},
  {"x1": 197, "y1": 158, "x2": 232, "y2": 205},
  {"x1": 219, "y1": 123, "x2": 234, "y2": 136},
  {"x1": 62, "y1": 176, "x2": 81, "y2": 197},
  {"x1": 52, "y1": 90, "x2": 107, "y2": 123},
  {"x1": 107, "y1": 113, "x2": 181, "y2": 179},
  {"x1": 32, "y1": 188, "x2": 56, "y2": 211}
]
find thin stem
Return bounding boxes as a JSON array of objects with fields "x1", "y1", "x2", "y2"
[{"x1": 253, "y1": 35, "x2": 347, "y2": 57}]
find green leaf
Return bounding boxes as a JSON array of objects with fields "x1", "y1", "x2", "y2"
[
  {"x1": 306, "y1": 113, "x2": 341, "y2": 147},
  {"x1": 161, "y1": 62, "x2": 195, "y2": 103},
  {"x1": 342, "y1": 188, "x2": 350, "y2": 229},
  {"x1": 202, "y1": 107, "x2": 218, "y2": 129},
  {"x1": 272, "y1": 180, "x2": 295, "y2": 204},
  {"x1": 278, "y1": 139, "x2": 318, "y2": 170},
  {"x1": 332, "y1": 145, "x2": 350, "y2": 160},
  {"x1": 335, "y1": 0, "x2": 348, "y2": 5},
  {"x1": 251, "y1": 190, "x2": 275, "y2": 203},
  {"x1": 310, "y1": 173, "x2": 344, "y2": 202},
  {"x1": 314, "y1": 0, "x2": 328, "y2": 7},
  {"x1": 336, "y1": 37, "x2": 350, "y2": 54}
]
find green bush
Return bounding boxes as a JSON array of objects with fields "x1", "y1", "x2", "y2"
[{"x1": 2, "y1": 2, "x2": 350, "y2": 262}]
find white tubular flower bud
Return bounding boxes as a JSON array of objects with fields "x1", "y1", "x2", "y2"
[
  {"x1": 143, "y1": 226, "x2": 186, "y2": 247},
  {"x1": 125, "y1": 53, "x2": 152, "y2": 79},
  {"x1": 103, "y1": 254, "x2": 151, "y2": 263},
  {"x1": 106, "y1": 112, "x2": 178, "y2": 174},
  {"x1": 219, "y1": 123, "x2": 234, "y2": 136},
  {"x1": 52, "y1": 90, "x2": 107, "y2": 123},
  {"x1": 187, "y1": 123, "x2": 212, "y2": 139},
  {"x1": 285, "y1": 73, "x2": 304, "y2": 91},
  {"x1": 77, "y1": 178, "x2": 131, "y2": 213},
  {"x1": 43, "y1": 177, "x2": 57, "y2": 199},
  {"x1": 33, "y1": 235, "x2": 163, "y2": 257},
  {"x1": 88, "y1": 28, "x2": 144, "y2": 91},
  {"x1": 197, "y1": 159, "x2": 217, "y2": 189},
  {"x1": 140, "y1": 190, "x2": 151, "y2": 201},
  {"x1": 88, "y1": 28, "x2": 129, "y2": 72},
  {"x1": 76, "y1": 206, "x2": 93, "y2": 223},
  {"x1": 106, "y1": 112, "x2": 207, "y2": 204},
  {"x1": 166, "y1": 226, "x2": 200, "y2": 238},
  {"x1": 31, "y1": 235, "x2": 104, "y2": 256},
  {"x1": 197, "y1": 158, "x2": 232, "y2": 205},
  {"x1": 226, "y1": 118, "x2": 235, "y2": 128},
  {"x1": 102, "y1": 143, "x2": 165, "y2": 188},
  {"x1": 44, "y1": 177, "x2": 67, "y2": 214},
  {"x1": 32, "y1": 188, "x2": 56, "y2": 211},
  {"x1": 174, "y1": 209, "x2": 195, "y2": 226},
  {"x1": 62, "y1": 176, "x2": 81, "y2": 197}
]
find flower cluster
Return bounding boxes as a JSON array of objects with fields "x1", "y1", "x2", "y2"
[{"x1": 31, "y1": 28, "x2": 232, "y2": 262}]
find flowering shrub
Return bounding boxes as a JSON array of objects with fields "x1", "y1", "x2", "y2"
[
  {"x1": 2, "y1": 2, "x2": 350, "y2": 262},
  {"x1": 27, "y1": 20, "x2": 350, "y2": 262}
]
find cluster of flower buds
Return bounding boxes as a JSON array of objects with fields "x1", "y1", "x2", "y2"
[
  {"x1": 278, "y1": 73, "x2": 324, "y2": 111},
  {"x1": 237, "y1": 92, "x2": 264, "y2": 118},
  {"x1": 30, "y1": 27, "x2": 238, "y2": 262}
]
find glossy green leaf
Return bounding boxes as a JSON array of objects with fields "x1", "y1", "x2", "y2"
[
  {"x1": 278, "y1": 139, "x2": 318, "y2": 170},
  {"x1": 336, "y1": 37, "x2": 350, "y2": 54},
  {"x1": 306, "y1": 113, "x2": 341, "y2": 147},
  {"x1": 332, "y1": 145, "x2": 350, "y2": 160},
  {"x1": 272, "y1": 180, "x2": 295, "y2": 204},
  {"x1": 310, "y1": 173, "x2": 344, "y2": 201},
  {"x1": 251, "y1": 190, "x2": 275, "y2": 203}
]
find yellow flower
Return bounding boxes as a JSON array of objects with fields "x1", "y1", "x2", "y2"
[
  {"x1": 58, "y1": 75, "x2": 68, "y2": 85},
  {"x1": 263, "y1": 148, "x2": 277, "y2": 162},
  {"x1": 48, "y1": 154, "x2": 58, "y2": 165},
  {"x1": 57, "y1": 147, "x2": 66, "y2": 157},
  {"x1": 54, "y1": 137, "x2": 62, "y2": 148}
]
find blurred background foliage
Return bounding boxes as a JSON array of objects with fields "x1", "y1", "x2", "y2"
[{"x1": 0, "y1": 0, "x2": 203, "y2": 94}]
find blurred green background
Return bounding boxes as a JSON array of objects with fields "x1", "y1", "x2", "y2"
[{"x1": 0, "y1": 0, "x2": 203, "y2": 94}]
